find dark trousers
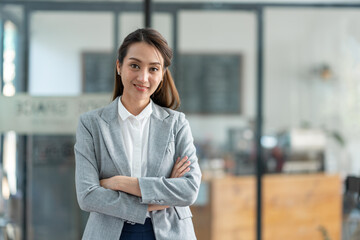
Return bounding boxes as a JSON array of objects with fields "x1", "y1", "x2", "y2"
[{"x1": 120, "y1": 218, "x2": 156, "y2": 240}]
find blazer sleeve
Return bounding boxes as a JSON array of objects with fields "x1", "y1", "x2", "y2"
[
  {"x1": 138, "y1": 112, "x2": 202, "y2": 207},
  {"x1": 74, "y1": 114, "x2": 148, "y2": 224}
]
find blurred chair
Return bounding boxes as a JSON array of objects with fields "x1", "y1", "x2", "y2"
[{"x1": 344, "y1": 176, "x2": 360, "y2": 240}]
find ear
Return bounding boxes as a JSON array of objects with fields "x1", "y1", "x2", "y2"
[{"x1": 116, "y1": 59, "x2": 121, "y2": 75}]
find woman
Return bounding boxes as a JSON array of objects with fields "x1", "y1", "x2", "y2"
[{"x1": 75, "y1": 28, "x2": 202, "y2": 240}]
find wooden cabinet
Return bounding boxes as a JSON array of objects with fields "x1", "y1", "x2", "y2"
[{"x1": 191, "y1": 174, "x2": 342, "y2": 240}]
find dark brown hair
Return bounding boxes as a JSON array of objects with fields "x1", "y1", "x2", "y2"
[{"x1": 112, "y1": 28, "x2": 180, "y2": 109}]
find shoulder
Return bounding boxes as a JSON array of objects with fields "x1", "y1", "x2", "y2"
[
  {"x1": 76, "y1": 104, "x2": 112, "y2": 138},
  {"x1": 79, "y1": 98, "x2": 118, "y2": 124},
  {"x1": 79, "y1": 106, "x2": 105, "y2": 122},
  {"x1": 152, "y1": 103, "x2": 189, "y2": 134},
  {"x1": 153, "y1": 102, "x2": 186, "y2": 122}
]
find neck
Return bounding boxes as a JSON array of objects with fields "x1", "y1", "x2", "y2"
[{"x1": 121, "y1": 95, "x2": 150, "y2": 116}]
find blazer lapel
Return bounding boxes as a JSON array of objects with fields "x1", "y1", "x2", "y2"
[
  {"x1": 99, "y1": 97, "x2": 131, "y2": 176},
  {"x1": 146, "y1": 104, "x2": 173, "y2": 177}
]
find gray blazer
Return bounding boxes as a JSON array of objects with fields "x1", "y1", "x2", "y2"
[{"x1": 75, "y1": 97, "x2": 202, "y2": 240}]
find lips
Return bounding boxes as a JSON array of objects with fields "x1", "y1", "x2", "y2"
[{"x1": 134, "y1": 84, "x2": 149, "y2": 91}]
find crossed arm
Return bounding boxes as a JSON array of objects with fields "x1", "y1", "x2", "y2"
[
  {"x1": 100, "y1": 156, "x2": 191, "y2": 211},
  {"x1": 75, "y1": 113, "x2": 201, "y2": 223}
]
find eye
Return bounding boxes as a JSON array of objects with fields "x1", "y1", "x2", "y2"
[
  {"x1": 130, "y1": 64, "x2": 140, "y2": 69},
  {"x1": 150, "y1": 67, "x2": 159, "y2": 72}
]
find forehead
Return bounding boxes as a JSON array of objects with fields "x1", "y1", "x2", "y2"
[{"x1": 125, "y1": 42, "x2": 163, "y2": 65}]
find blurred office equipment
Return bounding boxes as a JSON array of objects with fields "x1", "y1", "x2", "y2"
[
  {"x1": 279, "y1": 128, "x2": 326, "y2": 174},
  {"x1": 227, "y1": 127, "x2": 327, "y2": 175},
  {"x1": 228, "y1": 127, "x2": 255, "y2": 175},
  {"x1": 228, "y1": 127, "x2": 326, "y2": 175}
]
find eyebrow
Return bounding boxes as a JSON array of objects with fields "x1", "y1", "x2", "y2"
[{"x1": 128, "y1": 57, "x2": 161, "y2": 66}]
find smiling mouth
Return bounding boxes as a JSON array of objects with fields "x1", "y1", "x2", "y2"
[{"x1": 134, "y1": 84, "x2": 149, "y2": 91}]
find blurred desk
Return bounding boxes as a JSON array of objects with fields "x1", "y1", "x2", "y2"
[{"x1": 191, "y1": 174, "x2": 341, "y2": 240}]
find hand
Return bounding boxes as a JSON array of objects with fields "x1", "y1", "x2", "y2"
[
  {"x1": 100, "y1": 176, "x2": 120, "y2": 190},
  {"x1": 170, "y1": 156, "x2": 191, "y2": 178},
  {"x1": 100, "y1": 176, "x2": 141, "y2": 196}
]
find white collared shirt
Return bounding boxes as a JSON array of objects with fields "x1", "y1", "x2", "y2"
[{"x1": 118, "y1": 97, "x2": 152, "y2": 178}]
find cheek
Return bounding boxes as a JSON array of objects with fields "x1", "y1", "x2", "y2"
[
  {"x1": 121, "y1": 72, "x2": 134, "y2": 83},
  {"x1": 153, "y1": 74, "x2": 163, "y2": 85}
]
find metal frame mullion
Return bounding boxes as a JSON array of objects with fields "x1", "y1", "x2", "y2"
[
  {"x1": 145, "y1": 0, "x2": 152, "y2": 28},
  {"x1": 27, "y1": 2, "x2": 142, "y2": 12},
  {"x1": 0, "y1": 1, "x2": 360, "y2": 11},
  {"x1": 255, "y1": 7, "x2": 264, "y2": 240}
]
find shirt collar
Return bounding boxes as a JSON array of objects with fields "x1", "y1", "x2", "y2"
[{"x1": 118, "y1": 96, "x2": 153, "y2": 121}]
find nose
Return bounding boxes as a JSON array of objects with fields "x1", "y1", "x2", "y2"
[{"x1": 137, "y1": 69, "x2": 149, "y2": 83}]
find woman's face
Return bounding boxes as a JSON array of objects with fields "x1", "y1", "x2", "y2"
[{"x1": 117, "y1": 42, "x2": 164, "y2": 104}]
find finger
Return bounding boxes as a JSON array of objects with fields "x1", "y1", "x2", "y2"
[
  {"x1": 178, "y1": 167, "x2": 190, "y2": 177},
  {"x1": 172, "y1": 156, "x2": 186, "y2": 173},
  {"x1": 174, "y1": 156, "x2": 190, "y2": 175},
  {"x1": 173, "y1": 162, "x2": 190, "y2": 178},
  {"x1": 171, "y1": 156, "x2": 189, "y2": 178},
  {"x1": 170, "y1": 158, "x2": 181, "y2": 178},
  {"x1": 176, "y1": 156, "x2": 188, "y2": 168},
  {"x1": 173, "y1": 157, "x2": 181, "y2": 169},
  {"x1": 177, "y1": 160, "x2": 191, "y2": 174}
]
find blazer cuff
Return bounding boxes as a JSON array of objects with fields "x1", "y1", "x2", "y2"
[
  {"x1": 138, "y1": 177, "x2": 162, "y2": 205},
  {"x1": 128, "y1": 197, "x2": 149, "y2": 224}
]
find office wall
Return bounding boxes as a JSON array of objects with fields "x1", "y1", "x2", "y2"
[
  {"x1": 29, "y1": 12, "x2": 113, "y2": 95},
  {"x1": 118, "y1": 13, "x2": 173, "y2": 48}
]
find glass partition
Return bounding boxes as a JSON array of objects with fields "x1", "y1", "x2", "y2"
[{"x1": 264, "y1": 7, "x2": 360, "y2": 240}]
